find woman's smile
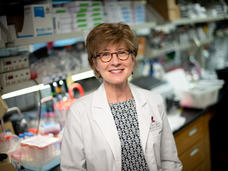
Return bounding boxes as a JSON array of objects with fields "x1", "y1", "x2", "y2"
[
  {"x1": 109, "y1": 69, "x2": 124, "y2": 74},
  {"x1": 95, "y1": 43, "x2": 134, "y2": 86}
]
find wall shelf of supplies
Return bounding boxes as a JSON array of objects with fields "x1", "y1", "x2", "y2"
[
  {"x1": 6, "y1": 30, "x2": 84, "y2": 48},
  {"x1": 143, "y1": 37, "x2": 214, "y2": 60},
  {"x1": 152, "y1": 15, "x2": 228, "y2": 32},
  {"x1": 1, "y1": 79, "x2": 42, "y2": 96},
  {"x1": 5, "y1": 22, "x2": 156, "y2": 48},
  {"x1": 172, "y1": 15, "x2": 228, "y2": 26},
  {"x1": 0, "y1": 68, "x2": 94, "y2": 95},
  {"x1": 4, "y1": 14, "x2": 228, "y2": 48},
  {"x1": 1, "y1": 12, "x2": 228, "y2": 94},
  {"x1": 131, "y1": 22, "x2": 156, "y2": 30}
]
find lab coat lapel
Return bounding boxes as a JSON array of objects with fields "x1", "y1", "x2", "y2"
[
  {"x1": 92, "y1": 84, "x2": 121, "y2": 163},
  {"x1": 130, "y1": 84, "x2": 151, "y2": 152}
]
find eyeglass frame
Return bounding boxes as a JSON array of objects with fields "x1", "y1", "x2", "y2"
[{"x1": 94, "y1": 50, "x2": 132, "y2": 63}]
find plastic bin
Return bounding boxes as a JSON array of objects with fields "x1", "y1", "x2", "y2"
[
  {"x1": 0, "y1": 132, "x2": 20, "y2": 154},
  {"x1": 180, "y1": 80, "x2": 224, "y2": 109},
  {"x1": 20, "y1": 135, "x2": 60, "y2": 171}
]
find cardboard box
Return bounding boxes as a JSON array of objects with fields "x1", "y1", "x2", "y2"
[
  {"x1": 167, "y1": 6, "x2": 181, "y2": 21},
  {"x1": 0, "y1": 159, "x2": 17, "y2": 171},
  {"x1": 149, "y1": 0, "x2": 180, "y2": 21},
  {"x1": 0, "y1": 122, "x2": 15, "y2": 134},
  {"x1": 137, "y1": 37, "x2": 146, "y2": 59},
  {"x1": 17, "y1": 4, "x2": 53, "y2": 38},
  {"x1": 54, "y1": 2, "x2": 104, "y2": 32},
  {"x1": 166, "y1": 0, "x2": 179, "y2": 8},
  {"x1": 0, "y1": 97, "x2": 8, "y2": 120}
]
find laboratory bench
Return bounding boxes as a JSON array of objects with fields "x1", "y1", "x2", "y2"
[{"x1": 173, "y1": 107, "x2": 215, "y2": 171}]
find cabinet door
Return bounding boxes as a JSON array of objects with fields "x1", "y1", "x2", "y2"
[
  {"x1": 179, "y1": 140, "x2": 204, "y2": 171},
  {"x1": 192, "y1": 162, "x2": 205, "y2": 171},
  {"x1": 175, "y1": 117, "x2": 204, "y2": 155}
]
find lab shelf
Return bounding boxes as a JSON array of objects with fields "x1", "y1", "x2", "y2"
[
  {"x1": 0, "y1": 37, "x2": 214, "y2": 95},
  {"x1": 172, "y1": 15, "x2": 228, "y2": 25},
  {"x1": 4, "y1": 14, "x2": 228, "y2": 48},
  {"x1": 6, "y1": 30, "x2": 84, "y2": 48},
  {"x1": 151, "y1": 15, "x2": 228, "y2": 32},
  {"x1": 2, "y1": 12, "x2": 228, "y2": 95},
  {"x1": 5, "y1": 22, "x2": 156, "y2": 48},
  {"x1": 0, "y1": 68, "x2": 93, "y2": 95},
  {"x1": 1, "y1": 80, "x2": 41, "y2": 96},
  {"x1": 143, "y1": 37, "x2": 213, "y2": 60},
  {"x1": 131, "y1": 22, "x2": 156, "y2": 30}
]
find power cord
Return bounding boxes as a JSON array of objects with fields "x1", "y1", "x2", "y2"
[{"x1": 32, "y1": 79, "x2": 42, "y2": 134}]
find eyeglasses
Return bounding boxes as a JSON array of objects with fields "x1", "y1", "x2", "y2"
[{"x1": 95, "y1": 50, "x2": 131, "y2": 63}]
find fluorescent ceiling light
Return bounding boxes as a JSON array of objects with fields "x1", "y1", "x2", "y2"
[
  {"x1": 72, "y1": 70, "x2": 94, "y2": 81},
  {"x1": 2, "y1": 84, "x2": 50, "y2": 99}
]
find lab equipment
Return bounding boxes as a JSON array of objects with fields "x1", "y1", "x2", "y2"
[{"x1": 54, "y1": 82, "x2": 84, "y2": 127}]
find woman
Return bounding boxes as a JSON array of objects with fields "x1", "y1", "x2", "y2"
[{"x1": 61, "y1": 23, "x2": 182, "y2": 171}]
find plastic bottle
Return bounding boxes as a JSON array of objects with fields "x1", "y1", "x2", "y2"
[{"x1": 23, "y1": 132, "x2": 34, "y2": 139}]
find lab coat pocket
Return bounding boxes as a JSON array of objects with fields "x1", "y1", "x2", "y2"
[
  {"x1": 149, "y1": 121, "x2": 162, "y2": 137},
  {"x1": 146, "y1": 122, "x2": 162, "y2": 170}
]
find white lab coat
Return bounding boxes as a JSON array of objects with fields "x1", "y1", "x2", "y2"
[{"x1": 61, "y1": 83, "x2": 182, "y2": 171}]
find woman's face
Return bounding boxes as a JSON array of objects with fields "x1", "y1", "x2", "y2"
[{"x1": 94, "y1": 43, "x2": 135, "y2": 87}]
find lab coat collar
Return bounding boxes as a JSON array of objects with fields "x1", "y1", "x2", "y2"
[
  {"x1": 92, "y1": 83, "x2": 121, "y2": 165},
  {"x1": 92, "y1": 83, "x2": 147, "y2": 107},
  {"x1": 130, "y1": 84, "x2": 151, "y2": 153},
  {"x1": 92, "y1": 83, "x2": 151, "y2": 163}
]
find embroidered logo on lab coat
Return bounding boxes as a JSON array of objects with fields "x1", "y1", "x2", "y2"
[{"x1": 150, "y1": 116, "x2": 161, "y2": 133}]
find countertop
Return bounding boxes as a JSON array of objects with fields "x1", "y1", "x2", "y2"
[{"x1": 171, "y1": 106, "x2": 214, "y2": 135}]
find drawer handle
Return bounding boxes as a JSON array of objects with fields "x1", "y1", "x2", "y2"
[
  {"x1": 190, "y1": 147, "x2": 199, "y2": 157},
  {"x1": 188, "y1": 128, "x2": 198, "y2": 136}
]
